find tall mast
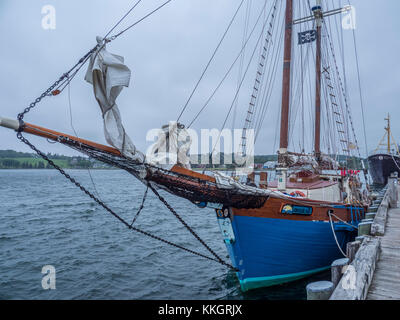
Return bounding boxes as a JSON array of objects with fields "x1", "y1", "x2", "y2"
[
  {"x1": 279, "y1": 0, "x2": 293, "y2": 164},
  {"x1": 313, "y1": 1, "x2": 323, "y2": 161}
]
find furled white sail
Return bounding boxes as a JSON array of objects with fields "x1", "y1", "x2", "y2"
[
  {"x1": 146, "y1": 122, "x2": 192, "y2": 170},
  {"x1": 85, "y1": 36, "x2": 144, "y2": 163}
]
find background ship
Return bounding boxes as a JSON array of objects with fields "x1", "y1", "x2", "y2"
[{"x1": 368, "y1": 115, "x2": 400, "y2": 185}]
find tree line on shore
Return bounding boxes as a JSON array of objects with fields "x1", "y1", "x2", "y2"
[{"x1": 0, "y1": 149, "x2": 365, "y2": 170}]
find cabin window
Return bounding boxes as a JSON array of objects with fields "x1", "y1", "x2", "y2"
[{"x1": 281, "y1": 204, "x2": 313, "y2": 216}]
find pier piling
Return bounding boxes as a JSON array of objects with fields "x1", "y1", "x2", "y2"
[
  {"x1": 330, "y1": 173, "x2": 400, "y2": 300},
  {"x1": 306, "y1": 281, "x2": 334, "y2": 300},
  {"x1": 331, "y1": 258, "x2": 349, "y2": 288}
]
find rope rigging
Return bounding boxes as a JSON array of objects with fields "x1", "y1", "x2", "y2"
[
  {"x1": 15, "y1": 0, "x2": 237, "y2": 271},
  {"x1": 209, "y1": 1, "x2": 278, "y2": 158},
  {"x1": 12, "y1": 0, "x2": 370, "y2": 271},
  {"x1": 187, "y1": 0, "x2": 272, "y2": 129},
  {"x1": 240, "y1": 0, "x2": 279, "y2": 156},
  {"x1": 286, "y1": 0, "x2": 366, "y2": 177},
  {"x1": 176, "y1": 0, "x2": 246, "y2": 123},
  {"x1": 232, "y1": 0, "x2": 253, "y2": 131}
]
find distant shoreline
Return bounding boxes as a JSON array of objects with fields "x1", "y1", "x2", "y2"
[{"x1": 0, "y1": 149, "x2": 365, "y2": 170}]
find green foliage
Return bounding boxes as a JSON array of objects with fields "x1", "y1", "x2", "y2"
[{"x1": 0, "y1": 150, "x2": 98, "y2": 169}]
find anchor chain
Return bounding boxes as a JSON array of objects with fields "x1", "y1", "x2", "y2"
[
  {"x1": 17, "y1": 133, "x2": 237, "y2": 271},
  {"x1": 16, "y1": 45, "x2": 236, "y2": 272},
  {"x1": 17, "y1": 46, "x2": 99, "y2": 122},
  {"x1": 148, "y1": 184, "x2": 232, "y2": 268}
]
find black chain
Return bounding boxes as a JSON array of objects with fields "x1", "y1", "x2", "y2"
[
  {"x1": 130, "y1": 183, "x2": 149, "y2": 226},
  {"x1": 17, "y1": 45, "x2": 99, "y2": 122},
  {"x1": 148, "y1": 184, "x2": 233, "y2": 269},
  {"x1": 17, "y1": 133, "x2": 237, "y2": 271},
  {"x1": 15, "y1": 44, "x2": 237, "y2": 271}
]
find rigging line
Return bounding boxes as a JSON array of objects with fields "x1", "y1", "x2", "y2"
[
  {"x1": 251, "y1": 0, "x2": 281, "y2": 127},
  {"x1": 323, "y1": 18, "x2": 350, "y2": 146},
  {"x1": 103, "y1": 0, "x2": 142, "y2": 39},
  {"x1": 243, "y1": 1, "x2": 282, "y2": 158},
  {"x1": 240, "y1": 0, "x2": 279, "y2": 155},
  {"x1": 324, "y1": 25, "x2": 361, "y2": 161},
  {"x1": 17, "y1": 45, "x2": 99, "y2": 122},
  {"x1": 176, "y1": 0, "x2": 246, "y2": 123},
  {"x1": 148, "y1": 183, "x2": 231, "y2": 267},
  {"x1": 324, "y1": 15, "x2": 361, "y2": 160},
  {"x1": 209, "y1": 6, "x2": 273, "y2": 158},
  {"x1": 67, "y1": 81, "x2": 101, "y2": 200},
  {"x1": 287, "y1": 4, "x2": 310, "y2": 148},
  {"x1": 287, "y1": 17, "x2": 315, "y2": 149},
  {"x1": 130, "y1": 183, "x2": 149, "y2": 226},
  {"x1": 254, "y1": 5, "x2": 284, "y2": 143},
  {"x1": 187, "y1": 0, "x2": 271, "y2": 129},
  {"x1": 321, "y1": 35, "x2": 340, "y2": 153},
  {"x1": 111, "y1": 0, "x2": 175, "y2": 40},
  {"x1": 300, "y1": 25, "x2": 305, "y2": 151},
  {"x1": 232, "y1": 0, "x2": 253, "y2": 130},
  {"x1": 348, "y1": 3, "x2": 368, "y2": 159},
  {"x1": 53, "y1": 41, "x2": 107, "y2": 95},
  {"x1": 251, "y1": 0, "x2": 284, "y2": 150},
  {"x1": 322, "y1": 27, "x2": 347, "y2": 152},
  {"x1": 18, "y1": 133, "x2": 236, "y2": 270}
]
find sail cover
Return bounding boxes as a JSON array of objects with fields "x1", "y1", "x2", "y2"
[{"x1": 85, "y1": 37, "x2": 144, "y2": 162}]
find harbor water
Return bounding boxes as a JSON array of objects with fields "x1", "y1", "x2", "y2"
[{"x1": 1, "y1": 169, "x2": 369, "y2": 300}]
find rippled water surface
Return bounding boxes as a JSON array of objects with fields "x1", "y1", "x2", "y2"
[{"x1": 1, "y1": 169, "x2": 335, "y2": 300}]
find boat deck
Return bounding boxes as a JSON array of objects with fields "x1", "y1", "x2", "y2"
[{"x1": 267, "y1": 179, "x2": 337, "y2": 190}]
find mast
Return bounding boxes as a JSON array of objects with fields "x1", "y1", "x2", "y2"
[
  {"x1": 313, "y1": 1, "x2": 323, "y2": 161},
  {"x1": 279, "y1": 0, "x2": 293, "y2": 164}
]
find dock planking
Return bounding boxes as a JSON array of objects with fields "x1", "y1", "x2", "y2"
[{"x1": 367, "y1": 186, "x2": 400, "y2": 300}]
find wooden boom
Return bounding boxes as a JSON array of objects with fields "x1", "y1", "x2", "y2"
[{"x1": 0, "y1": 116, "x2": 121, "y2": 156}]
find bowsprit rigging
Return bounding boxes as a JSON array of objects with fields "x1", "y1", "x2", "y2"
[
  {"x1": 0, "y1": 0, "x2": 371, "y2": 292},
  {"x1": 10, "y1": 0, "x2": 239, "y2": 271}
]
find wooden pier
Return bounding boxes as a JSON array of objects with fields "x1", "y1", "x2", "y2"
[
  {"x1": 326, "y1": 173, "x2": 400, "y2": 300},
  {"x1": 367, "y1": 184, "x2": 400, "y2": 300}
]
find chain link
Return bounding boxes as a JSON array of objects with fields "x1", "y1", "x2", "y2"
[
  {"x1": 15, "y1": 44, "x2": 237, "y2": 271},
  {"x1": 17, "y1": 133, "x2": 237, "y2": 271},
  {"x1": 148, "y1": 184, "x2": 233, "y2": 269},
  {"x1": 18, "y1": 45, "x2": 99, "y2": 121}
]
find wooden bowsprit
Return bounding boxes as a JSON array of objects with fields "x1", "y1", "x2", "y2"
[
  {"x1": 0, "y1": 116, "x2": 121, "y2": 156},
  {"x1": 0, "y1": 116, "x2": 237, "y2": 270}
]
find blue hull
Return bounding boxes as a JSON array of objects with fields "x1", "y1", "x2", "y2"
[{"x1": 221, "y1": 215, "x2": 356, "y2": 291}]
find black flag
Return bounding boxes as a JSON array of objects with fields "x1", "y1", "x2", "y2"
[{"x1": 298, "y1": 30, "x2": 317, "y2": 45}]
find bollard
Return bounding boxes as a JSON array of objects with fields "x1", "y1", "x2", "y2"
[
  {"x1": 389, "y1": 174, "x2": 398, "y2": 208},
  {"x1": 358, "y1": 221, "x2": 372, "y2": 236},
  {"x1": 365, "y1": 213, "x2": 376, "y2": 220},
  {"x1": 355, "y1": 235, "x2": 366, "y2": 242},
  {"x1": 306, "y1": 281, "x2": 334, "y2": 300},
  {"x1": 370, "y1": 192, "x2": 379, "y2": 200},
  {"x1": 346, "y1": 240, "x2": 361, "y2": 263},
  {"x1": 372, "y1": 200, "x2": 381, "y2": 206},
  {"x1": 331, "y1": 258, "x2": 350, "y2": 288},
  {"x1": 368, "y1": 205, "x2": 378, "y2": 213}
]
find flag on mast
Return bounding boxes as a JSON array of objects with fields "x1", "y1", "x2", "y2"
[{"x1": 298, "y1": 30, "x2": 317, "y2": 45}]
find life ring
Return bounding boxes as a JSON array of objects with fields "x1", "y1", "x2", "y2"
[
  {"x1": 290, "y1": 190, "x2": 306, "y2": 198},
  {"x1": 216, "y1": 209, "x2": 224, "y2": 218}
]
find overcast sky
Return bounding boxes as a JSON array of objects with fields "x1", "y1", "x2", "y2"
[{"x1": 0, "y1": 0, "x2": 399, "y2": 157}]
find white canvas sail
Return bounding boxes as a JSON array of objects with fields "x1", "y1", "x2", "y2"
[{"x1": 85, "y1": 37, "x2": 144, "y2": 163}]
